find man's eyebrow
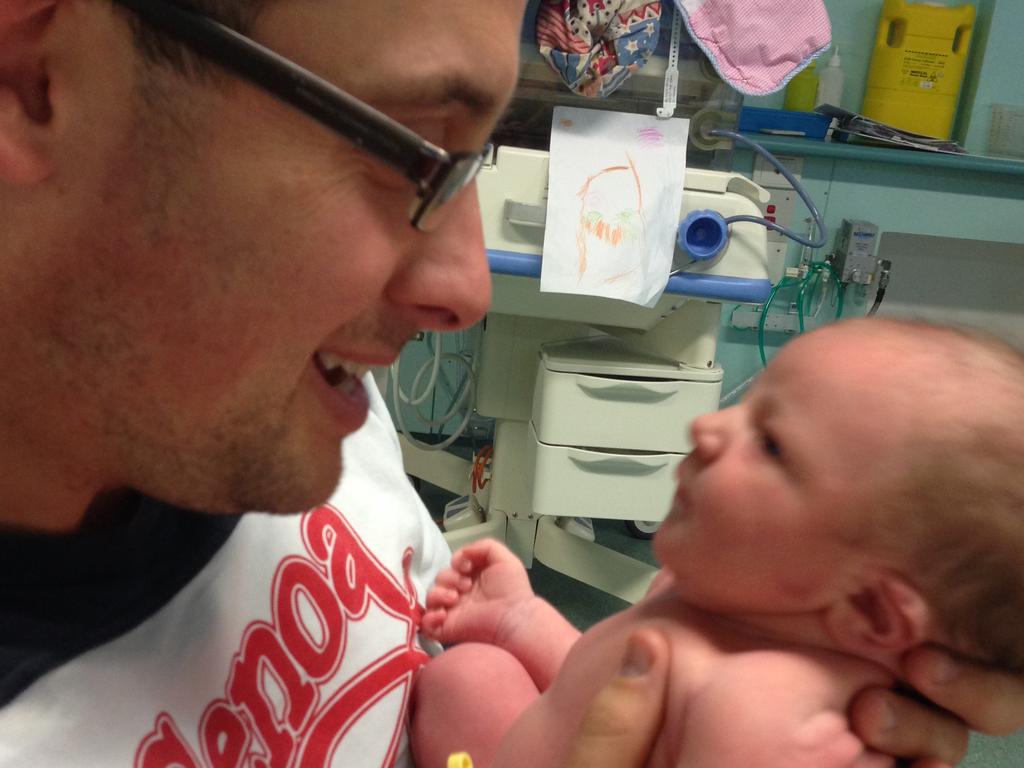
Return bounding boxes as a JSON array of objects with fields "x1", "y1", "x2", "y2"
[{"x1": 377, "y1": 74, "x2": 502, "y2": 116}]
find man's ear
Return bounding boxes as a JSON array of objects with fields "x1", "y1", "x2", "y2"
[
  {"x1": 824, "y1": 572, "x2": 933, "y2": 658},
  {"x1": 0, "y1": 0, "x2": 59, "y2": 185}
]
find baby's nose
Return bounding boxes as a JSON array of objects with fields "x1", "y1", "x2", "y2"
[{"x1": 689, "y1": 412, "x2": 726, "y2": 462}]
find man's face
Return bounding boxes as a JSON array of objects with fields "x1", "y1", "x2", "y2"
[
  {"x1": 33, "y1": 0, "x2": 524, "y2": 516},
  {"x1": 653, "y1": 326, "x2": 913, "y2": 613}
]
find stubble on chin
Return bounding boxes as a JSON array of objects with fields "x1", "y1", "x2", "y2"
[
  {"x1": 202, "y1": 415, "x2": 346, "y2": 516},
  {"x1": 107, "y1": 390, "x2": 345, "y2": 517}
]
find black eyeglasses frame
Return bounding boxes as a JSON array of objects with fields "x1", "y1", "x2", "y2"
[{"x1": 112, "y1": 0, "x2": 486, "y2": 231}]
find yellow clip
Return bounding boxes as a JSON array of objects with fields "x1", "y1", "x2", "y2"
[{"x1": 447, "y1": 752, "x2": 473, "y2": 768}]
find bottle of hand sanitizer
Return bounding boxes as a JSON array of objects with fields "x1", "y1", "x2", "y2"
[
  {"x1": 815, "y1": 47, "x2": 845, "y2": 109},
  {"x1": 784, "y1": 61, "x2": 818, "y2": 112}
]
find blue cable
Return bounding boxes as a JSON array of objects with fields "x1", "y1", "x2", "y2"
[{"x1": 707, "y1": 128, "x2": 828, "y2": 249}]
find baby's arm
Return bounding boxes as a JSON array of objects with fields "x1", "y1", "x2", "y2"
[{"x1": 424, "y1": 539, "x2": 581, "y2": 690}]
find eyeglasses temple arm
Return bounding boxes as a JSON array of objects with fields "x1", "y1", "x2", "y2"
[{"x1": 112, "y1": 0, "x2": 449, "y2": 189}]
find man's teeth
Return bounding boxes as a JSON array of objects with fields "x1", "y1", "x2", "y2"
[{"x1": 316, "y1": 351, "x2": 370, "y2": 383}]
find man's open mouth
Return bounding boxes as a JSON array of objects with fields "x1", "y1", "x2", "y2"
[{"x1": 313, "y1": 351, "x2": 369, "y2": 393}]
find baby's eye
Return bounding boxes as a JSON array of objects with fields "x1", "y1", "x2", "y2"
[{"x1": 761, "y1": 433, "x2": 782, "y2": 458}]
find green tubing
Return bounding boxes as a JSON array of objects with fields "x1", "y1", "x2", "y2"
[
  {"x1": 758, "y1": 277, "x2": 798, "y2": 366},
  {"x1": 759, "y1": 263, "x2": 846, "y2": 367}
]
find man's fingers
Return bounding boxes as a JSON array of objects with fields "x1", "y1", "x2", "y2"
[
  {"x1": 850, "y1": 686, "x2": 969, "y2": 767},
  {"x1": 903, "y1": 647, "x2": 1024, "y2": 736},
  {"x1": 562, "y1": 629, "x2": 670, "y2": 768}
]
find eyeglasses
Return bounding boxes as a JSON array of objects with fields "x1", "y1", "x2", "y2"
[{"x1": 112, "y1": 0, "x2": 486, "y2": 231}]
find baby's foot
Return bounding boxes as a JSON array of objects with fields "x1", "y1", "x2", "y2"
[{"x1": 423, "y1": 539, "x2": 536, "y2": 645}]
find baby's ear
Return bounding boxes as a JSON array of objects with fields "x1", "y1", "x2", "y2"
[{"x1": 824, "y1": 572, "x2": 932, "y2": 657}]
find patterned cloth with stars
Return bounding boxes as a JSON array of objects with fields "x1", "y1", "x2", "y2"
[{"x1": 536, "y1": 0, "x2": 663, "y2": 98}]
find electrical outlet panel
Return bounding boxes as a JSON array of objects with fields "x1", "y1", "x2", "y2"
[
  {"x1": 752, "y1": 154, "x2": 804, "y2": 188},
  {"x1": 763, "y1": 188, "x2": 797, "y2": 244},
  {"x1": 766, "y1": 242, "x2": 787, "y2": 284}
]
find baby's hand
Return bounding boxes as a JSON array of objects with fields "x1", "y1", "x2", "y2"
[{"x1": 423, "y1": 539, "x2": 536, "y2": 645}]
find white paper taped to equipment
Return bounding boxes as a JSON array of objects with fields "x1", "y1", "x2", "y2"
[{"x1": 541, "y1": 107, "x2": 689, "y2": 307}]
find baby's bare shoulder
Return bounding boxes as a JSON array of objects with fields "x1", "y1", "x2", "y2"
[
  {"x1": 678, "y1": 652, "x2": 896, "y2": 768},
  {"x1": 716, "y1": 647, "x2": 894, "y2": 697}
]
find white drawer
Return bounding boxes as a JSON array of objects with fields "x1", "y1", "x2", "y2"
[
  {"x1": 527, "y1": 422, "x2": 681, "y2": 521},
  {"x1": 532, "y1": 365, "x2": 721, "y2": 453}
]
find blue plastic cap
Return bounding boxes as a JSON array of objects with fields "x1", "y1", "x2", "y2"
[{"x1": 678, "y1": 209, "x2": 729, "y2": 261}]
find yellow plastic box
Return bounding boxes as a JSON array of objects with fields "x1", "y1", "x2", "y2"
[{"x1": 862, "y1": 0, "x2": 975, "y2": 140}]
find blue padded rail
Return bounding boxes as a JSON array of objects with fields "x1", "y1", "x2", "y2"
[{"x1": 487, "y1": 249, "x2": 772, "y2": 304}]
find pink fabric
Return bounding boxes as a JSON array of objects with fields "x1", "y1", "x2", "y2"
[{"x1": 680, "y1": 0, "x2": 831, "y2": 96}]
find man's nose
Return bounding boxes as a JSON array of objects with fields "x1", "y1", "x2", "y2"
[{"x1": 386, "y1": 186, "x2": 492, "y2": 333}]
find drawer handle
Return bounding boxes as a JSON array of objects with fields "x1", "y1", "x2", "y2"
[
  {"x1": 575, "y1": 377, "x2": 677, "y2": 403},
  {"x1": 567, "y1": 452, "x2": 669, "y2": 476}
]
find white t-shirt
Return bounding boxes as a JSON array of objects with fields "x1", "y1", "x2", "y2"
[{"x1": 0, "y1": 378, "x2": 450, "y2": 768}]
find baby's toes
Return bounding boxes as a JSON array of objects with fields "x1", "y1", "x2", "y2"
[
  {"x1": 434, "y1": 569, "x2": 464, "y2": 590},
  {"x1": 452, "y1": 552, "x2": 479, "y2": 576},
  {"x1": 426, "y1": 586, "x2": 460, "y2": 609},
  {"x1": 421, "y1": 609, "x2": 447, "y2": 638}
]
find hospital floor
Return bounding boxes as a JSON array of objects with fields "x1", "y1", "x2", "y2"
[{"x1": 416, "y1": 481, "x2": 1024, "y2": 766}]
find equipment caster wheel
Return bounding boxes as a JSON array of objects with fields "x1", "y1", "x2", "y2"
[{"x1": 624, "y1": 520, "x2": 660, "y2": 539}]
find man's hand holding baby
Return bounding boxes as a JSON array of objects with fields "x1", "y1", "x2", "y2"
[{"x1": 851, "y1": 645, "x2": 1024, "y2": 767}]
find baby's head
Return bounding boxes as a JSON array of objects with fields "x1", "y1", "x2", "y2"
[
  {"x1": 857, "y1": 320, "x2": 1024, "y2": 671},
  {"x1": 656, "y1": 317, "x2": 1024, "y2": 670}
]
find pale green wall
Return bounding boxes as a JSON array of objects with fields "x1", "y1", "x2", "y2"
[
  {"x1": 953, "y1": 0, "x2": 995, "y2": 147},
  {"x1": 957, "y1": 0, "x2": 1024, "y2": 152}
]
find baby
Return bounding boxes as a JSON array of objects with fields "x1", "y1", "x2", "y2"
[{"x1": 409, "y1": 318, "x2": 1024, "y2": 768}]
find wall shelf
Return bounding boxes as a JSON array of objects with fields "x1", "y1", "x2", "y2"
[{"x1": 740, "y1": 132, "x2": 1024, "y2": 177}]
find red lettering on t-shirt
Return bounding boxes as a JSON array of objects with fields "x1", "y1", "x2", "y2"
[
  {"x1": 134, "y1": 504, "x2": 430, "y2": 768},
  {"x1": 135, "y1": 714, "x2": 200, "y2": 768},
  {"x1": 199, "y1": 701, "x2": 250, "y2": 768}
]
